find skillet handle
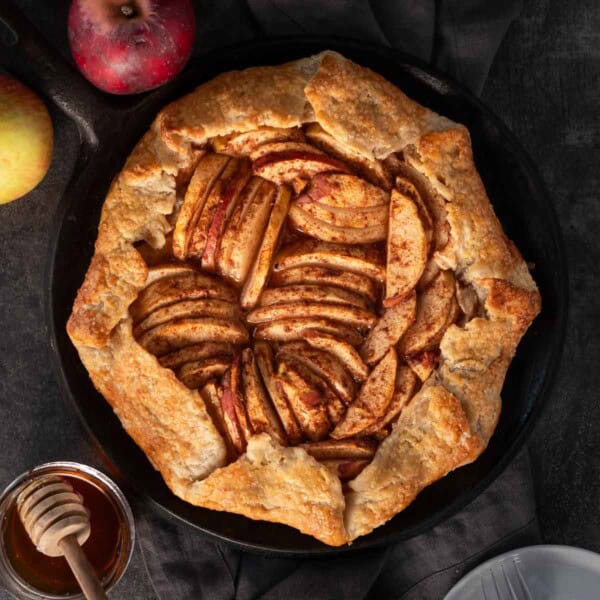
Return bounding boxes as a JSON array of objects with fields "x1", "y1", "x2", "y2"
[{"x1": 0, "y1": 1, "x2": 111, "y2": 145}]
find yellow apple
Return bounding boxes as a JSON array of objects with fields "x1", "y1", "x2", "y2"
[{"x1": 0, "y1": 74, "x2": 53, "y2": 204}]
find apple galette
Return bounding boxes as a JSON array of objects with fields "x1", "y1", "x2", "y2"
[{"x1": 67, "y1": 52, "x2": 541, "y2": 546}]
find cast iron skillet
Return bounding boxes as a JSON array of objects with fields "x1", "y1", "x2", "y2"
[{"x1": 1, "y1": 3, "x2": 567, "y2": 556}]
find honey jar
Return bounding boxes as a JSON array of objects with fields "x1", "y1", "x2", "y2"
[{"x1": 0, "y1": 462, "x2": 135, "y2": 599}]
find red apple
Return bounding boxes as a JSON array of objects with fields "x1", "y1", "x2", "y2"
[
  {"x1": 68, "y1": 0, "x2": 196, "y2": 95},
  {"x1": 0, "y1": 74, "x2": 53, "y2": 204}
]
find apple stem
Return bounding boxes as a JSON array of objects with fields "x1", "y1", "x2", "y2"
[{"x1": 120, "y1": 5, "x2": 135, "y2": 18}]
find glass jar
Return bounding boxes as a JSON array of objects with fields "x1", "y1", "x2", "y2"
[{"x1": 0, "y1": 462, "x2": 135, "y2": 599}]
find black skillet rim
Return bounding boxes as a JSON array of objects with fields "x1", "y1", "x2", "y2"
[{"x1": 45, "y1": 37, "x2": 568, "y2": 557}]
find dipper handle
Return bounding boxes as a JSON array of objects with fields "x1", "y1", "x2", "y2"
[
  {"x1": 60, "y1": 534, "x2": 107, "y2": 600},
  {"x1": 16, "y1": 475, "x2": 107, "y2": 600}
]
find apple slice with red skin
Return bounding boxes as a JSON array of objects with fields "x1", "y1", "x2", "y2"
[
  {"x1": 398, "y1": 270, "x2": 457, "y2": 355},
  {"x1": 241, "y1": 348, "x2": 287, "y2": 446},
  {"x1": 304, "y1": 332, "x2": 369, "y2": 382},
  {"x1": 133, "y1": 299, "x2": 241, "y2": 337},
  {"x1": 288, "y1": 203, "x2": 387, "y2": 244},
  {"x1": 130, "y1": 272, "x2": 237, "y2": 323},
  {"x1": 219, "y1": 384, "x2": 243, "y2": 454},
  {"x1": 361, "y1": 292, "x2": 417, "y2": 366},
  {"x1": 396, "y1": 175, "x2": 434, "y2": 251},
  {"x1": 277, "y1": 355, "x2": 347, "y2": 426},
  {"x1": 230, "y1": 356, "x2": 254, "y2": 443},
  {"x1": 247, "y1": 301, "x2": 376, "y2": 331},
  {"x1": 406, "y1": 349, "x2": 439, "y2": 382},
  {"x1": 252, "y1": 143, "x2": 350, "y2": 186},
  {"x1": 145, "y1": 263, "x2": 197, "y2": 286},
  {"x1": 217, "y1": 178, "x2": 276, "y2": 285},
  {"x1": 396, "y1": 159, "x2": 451, "y2": 254},
  {"x1": 304, "y1": 123, "x2": 392, "y2": 189},
  {"x1": 250, "y1": 141, "x2": 326, "y2": 162},
  {"x1": 331, "y1": 347, "x2": 398, "y2": 439},
  {"x1": 258, "y1": 284, "x2": 369, "y2": 310},
  {"x1": 187, "y1": 158, "x2": 242, "y2": 262},
  {"x1": 273, "y1": 240, "x2": 385, "y2": 282},
  {"x1": 384, "y1": 187, "x2": 428, "y2": 306},
  {"x1": 254, "y1": 342, "x2": 303, "y2": 445},
  {"x1": 254, "y1": 317, "x2": 363, "y2": 346},
  {"x1": 177, "y1": 356, "x2": 231, "y2": 390},
  {"x1": 136, "y1": 318, "x2": 249, "y2": 356},
  {"x1": 68, "y1": 0, "x2": 196, "y2": 95},
  {"x1": 159, "y1": 342, "x2": 235, "y2": 370},
  {"x1": 269, "y1": 266, "x2": 379, "y2": 305},
  {"x1": 295, "y1": 195, "x2": 388, "y2": 229},
  {"x1": 300, "y1": 437, "x2": 377, "y2": 460},
  {"x1": 240, "y1": 186, "x2": 292, "y2": 309},
  {"x1": 219, "y1": 358, "x2": 251, "y2": 455},
  {"x1": 212, "y1": 127, "x2": 305, "y2": 156},
  {"x1": 200, "y1": 381, "x2": 236, "y2": 461},
  {"x1": 172, "y1": 154, "x2": 229, "y2": 260},
  {"x1": 201, "y1": 159, "x2": 252, "y2": 271},
  {"x1": 277, "y1": 342, "x2": 355, "y2": 404},
  {"x1": 361, "y1": 365, "x2": 418, "y2": 435},
  {"x1": 308, "y1": 173, "x2": 389, "y2": 209},
  {"x1": 275, "y1": 359, "x2": 331, "y2": 442}
]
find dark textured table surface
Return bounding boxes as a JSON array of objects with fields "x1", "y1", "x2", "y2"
[{"x1": 1, "y1": 0, "x2": 598, "y2": 598}]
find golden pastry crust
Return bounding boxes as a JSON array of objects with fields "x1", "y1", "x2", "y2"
[
  {"x1": 343, "y1": 129, "x2": 540, "y2": 538},
  {"x1": 75, "y1": 321, "x2": 227, "y2": 488},
  {"x1": 157, "y1": 56, "x2": 323, "y2": 154},
  {"x1": 403, "y1": 127, "x2": 538, "y2": 291},
  {"x1": 345, "y1": 385, "x2": 484, "y2": 540},
  {"x1": 182, "y1": 434, "x2": 347, "y2": 546},
  {"x1": 304, "y1": 52, "x2": 456, "y2": 160},
  {"x1": 67, "y1": 51, "x2": 540, "y2": 545}
]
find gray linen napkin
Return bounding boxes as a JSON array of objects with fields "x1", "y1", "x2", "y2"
[
  {"x1": 191, "y1": 0, "x2": 522, "y2": 94},
  {"x1": 137, "y1": 451, "x2": 538, "y2": 599},
  {"x1": 136, "y1": 2, "x2": 536, "y2": 598}
]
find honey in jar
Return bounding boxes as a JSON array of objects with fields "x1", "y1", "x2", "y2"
[{"x1": 0, "y1": 463, "x2": 134, "y2": 598}]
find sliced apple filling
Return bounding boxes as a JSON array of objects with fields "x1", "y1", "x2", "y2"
[{"x1": 129, "y1": 123, "x2": 483, "y2": 479}]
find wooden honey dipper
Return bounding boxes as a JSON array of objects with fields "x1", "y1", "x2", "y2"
[{"x1": 16, "y1": 475, "x2": 108, "y2": 599}]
